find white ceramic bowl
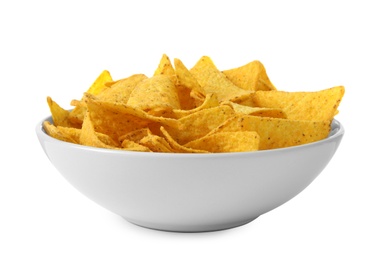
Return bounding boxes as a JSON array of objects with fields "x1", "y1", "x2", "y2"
[{"x1": 36, "y1": 116, "x2": 344, "y2": 232}]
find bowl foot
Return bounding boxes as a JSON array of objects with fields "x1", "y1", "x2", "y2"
[{"x1": 124, "y1": 216, "x2": 259, "y2": 233}]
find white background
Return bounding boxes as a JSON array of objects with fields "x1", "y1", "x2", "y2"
[{"x1": 1, "y1": 0, "x2": 374, "y2": 259}]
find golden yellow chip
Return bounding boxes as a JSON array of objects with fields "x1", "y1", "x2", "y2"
[
  {"x1": 174, "y1": 58, "x2": 205, "y2": 95},
  {"x1": 164, "y1": 105, "x2": 236, "y2": 145},
  {"x1": 139, "y1": 134, "x2": 175, "y2": 153},
  {"x1": 118, "y1": 128, "x2": 152, "y2": 143},
  {"x1": 175, "y1": 84, "x2": 201, "y2": 111},
  {"x1": 154, "y1": 54, "x2": 176, "y2": 81},
  {"x1": 127, "y1": 74, "x2": 181, "y2": 116},
  {"x1": 174, "y1": 58, "x2": 206, "y2": 109},
  {"x1": 185, "y1": 131, "x2": 260, "y2": 153},
  {"x1": 121, "y1": 139, "x2": 152, "y2": 152},
  {"x1": 47, "y1": 97, "x2": 80, "y2": 128},
  {"x1": 118, "y1": 128, "x2": 155, "y2": 152},
  {"x1": 210, "y1": 115, "x2": 331, "y2": 150},
  {"x1": 97, "y1": 74, "x2": 147, "y2": 104},
  {"x1": 80, "y1": 111, "x2": 119, "y2": 148},
  {"x1": 43, "y1": 121, "x2": 78, "y2": 144},
  {"x1": 66, "y1": 99, "x2": 86, "y2": 127},
  {"x1": 65, "y1": 71, "x2": 114, "y2": 127},
  {"x1": 85, "y1": 93, "x2": 181, "y2": 142},
  {"x1": 228, "y1": 93, "x2": 257, "y2": 107},
  {"x1": 86, "y1": 70, "x2": 113, "y2": 95},
  {"x1": 222, "y1": 60, "x2": 276, "y2": 91},
  {"x1": 221, "y1": 101, "x2": 287, "y2": 118},
  {"x1": 252, "y1": 86, "x2": 345, "y2": 121},
  {"x1": 287, "y1": 86, "x2": 345, "y2": 121},
  {"x1": 56, "y1": 125, "x2": 81, "y2": 143},
  {"x1": 190, "y1": 56, "x2": 249, "y2": 102},
  {"x1": 160, "y1": 127, "x2": 208, "y2": 153},
  {"x1": 172, "y1": 93, "x2": 219, "y2": 119}
]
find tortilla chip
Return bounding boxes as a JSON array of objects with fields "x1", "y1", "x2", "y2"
[
  {"x1": 210, "y1": 115, "x2": 331, "y2": 150},
  {"x1": 190, "y1": 56, "x2": 249, "y2": 102},
  {"x1": 43, "y1": 121, "x2": 78, "y2": 143},
  {"x1": 223, "y1": 60, "x2": 276, "y2": 91},
  {"x1": 118, "y1": 128, "x2": 152, "y2": 143},
  {"x1": 174, "y1": 58, "x2": 206, "y2": 109},
  {"x1": 154, "y1": 54, "x2": 176, "y2": 82},
  {"x1": 164, "y1": 105, "x2": 235, "y2": 145},
  {"x1": 172, "y1": 93, "x2": 220, "y2": 119},
  {"x1": 47, "y1": 96, "x2": 79, "y2": 128},
  {"x1": 127, "y1": 74, "x2": 181, "y2": 115},
  {"x1": 66, "y1": 99, "x2": 87, "y2": 127},
  {"x1": 86, "y1": 70, "x2": 113, "y2": 95},
  {"x1": 221, "y1": 101, "x2": 287, "y2": 118},
  {"x1": 97, "y1": 74, "x2": 147, "y2": 104},
  {"x1": 139, "y1": 134, "x2": 175, "y2": 153},
  {"x1": 185, "y1": 131, "x2": 260, "y2": 153},
  {"x1": 160, "y1": 127, "x2": 209, "y2": 153},
  {"x1": 80, "y1": 110, "x2": 119, "y2": 148},
  {"x1": 84, "y1": 93, "x2": 181, "y2": 142},
  {"x1": 252, "y1": 86, "x2": 345, "y2": 121},
  {"x1": 121, "y1": 139, "x2": 152, "y2": 152},
  {"x1": 55, "y1": 126, "x2": 81, "y2": 143}
]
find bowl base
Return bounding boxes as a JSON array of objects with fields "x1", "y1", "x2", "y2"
[{"x1": 124, "y1": 216, "x2": 259, "y2": 233}]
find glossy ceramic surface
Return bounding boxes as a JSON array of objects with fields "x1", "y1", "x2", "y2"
[{"x1": 36, "y1": 116, "x2": 344, "y2": 232}]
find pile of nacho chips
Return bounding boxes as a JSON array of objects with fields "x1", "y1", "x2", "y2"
[{"x1": 43, "y1": 54, "x2": 345, "y2": 153}]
